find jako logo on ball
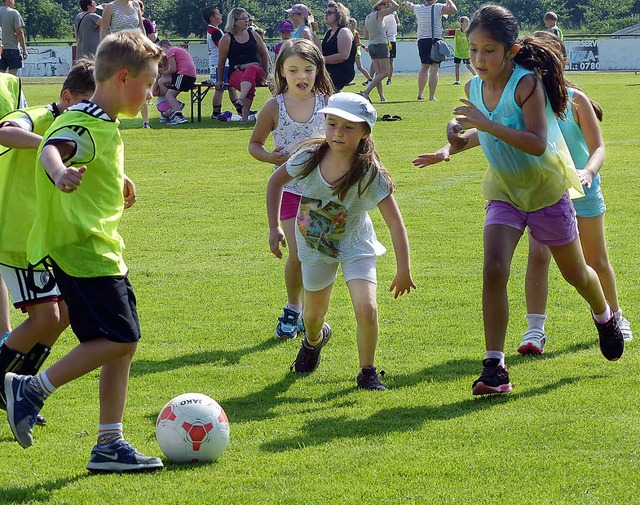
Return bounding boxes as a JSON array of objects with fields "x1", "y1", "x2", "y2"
[{"x1": 156, "y1": 393, "x2": 230, "y2": 463}]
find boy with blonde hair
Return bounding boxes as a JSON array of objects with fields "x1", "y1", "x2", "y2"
[{"x1": 5, "y1": 31, "x2": 164, "y2": 473}]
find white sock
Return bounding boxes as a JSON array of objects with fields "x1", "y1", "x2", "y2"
[
  {"x1": 614, "y1": 309, "x2": 623, "y2": 321},
  {"x1": 593, "y1": 306, "x2": 612, "y2": 323},
  {"x1": 526, "y1": 313, "x2": 547, "y2": 331},
  {"x1": 33, "y1": 370, "x2": 56, "y2": 398},
  {"x1": 285, "y1": 303, "x2": 302, "y2": 313},
  {"x1": 97, "y1": 423, "x2": 124, "y2": 447},
  {"x1": 486, "y1": 350, "x2": 505, "y2": 367}
]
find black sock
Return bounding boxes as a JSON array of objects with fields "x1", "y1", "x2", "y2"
[
  {"x1": 20, "y1": 343, "x2": 51, "y2": 376},
  {"x1": 0, "y1": 343, "x2": 26, "y2": 405},
  {"x1": 212, "y1": 105, "x2": 222, "y2": 115}
]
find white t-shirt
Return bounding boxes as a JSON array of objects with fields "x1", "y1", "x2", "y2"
[
  {"x1": 383, "y1": 13, "x2": 399, "y2": 42},
  {"x1": 414, "y1": 3, "x2": 445, "y2": 40},
  {"x1": 285, "y1": 149, "x2": 391, "y2": 263}
]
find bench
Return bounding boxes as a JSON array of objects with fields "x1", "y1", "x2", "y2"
[
  {"x1": 189, "y1": 81, "x2": 270, "y2": 123},
  {"x1": 189, "y1": 82, "x2": 216, "y2": 123}
]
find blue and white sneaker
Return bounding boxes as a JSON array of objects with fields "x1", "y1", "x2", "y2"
[
  {"x1": 86, "y1": 439, "x2": 164, "y2": 473},
  {"x1": 275, "y1": 307, "x2": 302, "y2": 340},
  {"x1": 297, "y1": 315, "x2": 305, "y2": 336},
  {"x1": 4, "y1": 373, "x2": 43, "y2": 448}
]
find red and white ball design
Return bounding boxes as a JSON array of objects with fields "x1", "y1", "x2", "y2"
[{"x1": 156, "y1": 393, "x2": 230, "y2": 463}]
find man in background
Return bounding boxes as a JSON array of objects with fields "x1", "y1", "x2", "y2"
[{"x1": 0, "y1": 0, "x2": 27, "y2": 75}]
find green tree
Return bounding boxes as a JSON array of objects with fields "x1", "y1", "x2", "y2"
[
  {"x1": 21, "y1": 0, "x2": 70, "y2": 40},
  {"x1": 579, "y1": 0, "x2": 635, "y2": 26}
]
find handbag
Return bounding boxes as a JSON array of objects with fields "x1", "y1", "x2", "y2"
[{"x1": 429, "y1": 5, "x2": 451, "y2": 63}]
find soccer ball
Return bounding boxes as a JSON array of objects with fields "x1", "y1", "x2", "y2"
[{"x1": 156, "y1": 393, "x2": 230, "y2": 463}]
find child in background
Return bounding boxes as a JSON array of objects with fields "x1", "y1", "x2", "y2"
[
  {"x1": 5, "y1": 31, "x2": 164, "y2": 473},
  {"x1": 157, "y1": 39, "x2": 196, "y2": 125},
  {"x1": 0, "y1": 45, "x2": 28, "y2": 340},
  {"x1": 521, "y1": 31, "x2": 633, "y2": 354},
  {"x1": 544, "y1": 11, "x2": 563, "y2": 40},
  {"x1": 249, "y1": 39, "x2": 333, "y2": 340},
  {"x1": 412, "y1": 5, "x2": 623, "y2": 395},
  {"x1": 267, "y1": 92, "x2": 416, "y2": 390},
  {"x1": 0, "y1": 60, "x2": 96, "y2": 429},
  {"x1": 203, "y1": 6, "x2": 239, "y2": 117},
  {"x1": 349, "y1": 18, "x2": 372, "y2": 84},
  {"x1": 274, "y1": 20, "x2": 294, "y2": 57},
  {"x1": 447, "y1": 16, "x2": 476, "y2": 85}
]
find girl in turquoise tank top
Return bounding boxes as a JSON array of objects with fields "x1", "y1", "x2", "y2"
[
  {"x1": 412, "y1": 5, "x2": 624, "y2": 396},
  {"x1": 522, "y1": 31, "x2": 633, "y2": 356}
]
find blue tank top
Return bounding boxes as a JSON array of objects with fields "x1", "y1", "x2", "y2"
[
  {"x1": 560, "y1": 88, "x2": 603, "y2": 214},
  {"x1": 469, "y1": 64, "x2": 582, "y2": 212}
]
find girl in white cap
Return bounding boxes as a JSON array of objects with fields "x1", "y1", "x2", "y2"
[
  {"x1": 266, "y1": 92, "x2": 416, "y2": 390},
  {"x1": 250, "y1": 39, "x2": 333, "y2": 341}
]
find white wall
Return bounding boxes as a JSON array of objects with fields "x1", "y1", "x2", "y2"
[{"x1": 20, "y1": 38, "x2": 640, "y2": 78}]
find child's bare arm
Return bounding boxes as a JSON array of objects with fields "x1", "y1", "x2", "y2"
[
  {"x1": 248, "y1": 99, "x2": 289, "y2": 165},
  {"x1": 378, "y1": 194, "x2": 416, "y2": 298},
  {"x1": 40, "y1": 143, "x2": 86, "y2": 193},
  {"x1": 266, "y1": 164, "x2": 294, "y2": 258},
  {"x1": 123, "y1": 174, "x2": 137, "y2": 209},
  {"x1": 0, "y1": 126, "x2": 42, "y2": 149},
  {"x1": 413, "y1": 120, "x2": 479, "y2": 167}
]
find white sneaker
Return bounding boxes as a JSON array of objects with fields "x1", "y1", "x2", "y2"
[
  {"x1": 142, "y1": 122, "x2": 151, "y2": 129},
  {"x1": 615, "y1": 316, "x2": 633, "y2": 342},
  {"x1": 518, "y1": 328, "x2": 546, "y2": 355},
  {"x1": 452, "y1": 81, "x2": 460, "y2": 85},
  {"x1": 167, "y1": 113, "x2": 188, "y2": 125}
]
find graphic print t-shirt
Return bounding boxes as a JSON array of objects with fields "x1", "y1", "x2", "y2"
[{"x1": 285, "y1": 149, "x2": 390, "y2": 262}]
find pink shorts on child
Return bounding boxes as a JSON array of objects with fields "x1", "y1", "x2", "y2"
[
  {"x1": 280, "y1": 191, "x2": 301, "y2": 221},
  {"x1": 484, "y1": 193, "x2": 578, "y2": 246},
  {"x1": 157, "y1": 101, "x2": 171, "y2": 113}
]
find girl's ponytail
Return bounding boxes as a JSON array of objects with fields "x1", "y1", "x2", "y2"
[{"x1": 514, "y1": 34, "x2": 568, "y2": 118}]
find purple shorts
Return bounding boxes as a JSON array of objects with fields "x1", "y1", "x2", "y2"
[
  {"x1": 280, "y1": 191, "x2": 301, "y2": 221},
  {"x1": 485, "y1": 193, "x2": 578, "y2": 246}
]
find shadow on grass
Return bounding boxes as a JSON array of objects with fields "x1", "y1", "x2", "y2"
[
  {"x1": 508, "y1": 338, "x2": 595, "y2": 362},
  {"x1": 0, "y1": 474, "x2": 86, "y2": 503},
  {"x1": 260, "y1": 374, "x2": 604, "y2": 453},
  {"x1": 130, "y1": 338, "x2": 281, "y2": 377}
]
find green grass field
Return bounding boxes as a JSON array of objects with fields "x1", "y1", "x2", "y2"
[{"x1": 2, "y1": 73, "x2": 639, "y2": 504}]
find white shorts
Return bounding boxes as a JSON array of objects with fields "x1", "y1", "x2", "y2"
[
  {"x1": 301, "y1": 257, "x2": 377, "y2": 292},
  {"x1": 0, "y1": 264, "x2": 61, "y2": 311}
]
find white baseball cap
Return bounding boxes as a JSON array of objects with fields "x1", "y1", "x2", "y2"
[{"x1": 318, "y1": 92, "x2": 377, "y2": 130}]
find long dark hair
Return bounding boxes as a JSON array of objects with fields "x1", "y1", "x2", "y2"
[
  {"x1": 468, "y1": 4, "x2": 568, "y2": 117},
  {"x1": 529, "y1": 30, "x2": 603, "y2": 121},
  {"x1": 293, "y1": 134, "x2": 394, "y2": 201}
]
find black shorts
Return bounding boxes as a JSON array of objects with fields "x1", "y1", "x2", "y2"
[
  {"x1": 389, "y1": 41, "x2": 397, "y2": 59},
  {"x1": 454, "y1": 57, "x2": 471, "y2": 64},
  {"x1": 51, "y1": 261, "x2": 141, "y2": 343},
  {"x1": 0, "y1": 49, "x2": 23, "y2": 71},
  {"x1": 169, "y1": 74, "x2": 196, "y2": 92},
  {"x1": 417, "y1": 38, "x2": 439, "y2": 66}
]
